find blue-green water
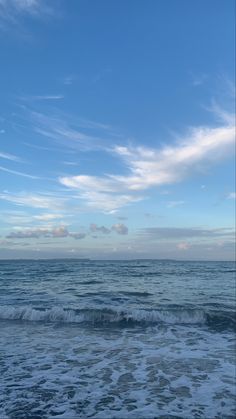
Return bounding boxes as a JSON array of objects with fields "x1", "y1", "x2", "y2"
[{"x1": 0, "y1": 259, "x2": 235, "y2": 418}]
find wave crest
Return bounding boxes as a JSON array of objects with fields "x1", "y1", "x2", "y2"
[{"x1": 1, "y1": 305, "x2": 234, "y2": 330}]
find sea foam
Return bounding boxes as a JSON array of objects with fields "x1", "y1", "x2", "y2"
[{"x1": 1, "y1": 304, "x2": 234, "y2": 329}]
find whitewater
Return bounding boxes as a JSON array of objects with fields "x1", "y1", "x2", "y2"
[{"x1": 0, "y1": 259, "x2": 235, "y2": 418}]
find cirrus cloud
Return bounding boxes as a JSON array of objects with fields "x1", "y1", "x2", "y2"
[
  {"x1": 139, "y1": 227, "x2": 235, "y2": 241},
  {"x1": 0, "y1": 0, "x2": 54, "y2": 30},
  {"x1": 59, "y1": 109, "x2": 235, "y2": 212},
  {"x1": 0, "y1": 191, "x2": 67, "y2": 210},
  {"x1": 6, "y1": 226, "x2": 86, "y2": 240},
  {"x1": 227, "y1": 192, "x2": 236, "y2": 200}
]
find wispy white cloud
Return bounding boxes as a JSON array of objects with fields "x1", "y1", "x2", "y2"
[
  {"x1": 206, "y1": 101, "x2": 235, "y2": 126},
  {"x1": 1, "y1": 210, "x2": 68, "y2": 226},
  {"x1": 12, "y1": 104, "x2": 117, "y2": 160},
  {"x1": 139, "y1": 227, "x2": 235, "y2": 241},
  {"x1": 0, "y1": 0, "x2": 54, "y2": 31},
  {"x1": 6, "y1": 226, "x2": 86, "y2": 240},
  {"x1": 167, "y1": 200, "x2": 185, "y2": 208},
  {"x1": 0, "y1": 0, "x2": 41, "y2": 15},
  {"x1": 2, "y1": 211, "x2": 34, "y2": 225},
  {"x1": 76, "y1": 118, "x2": 112, "y2": 131},
  {"x1": 0, "y1": 151, "x2": 22, "y2": 162},
  {"x1": 22, "y1": 94, "x2": 64, "y2": 101},
  {"x1": 111, "y1": 123, "x2": 234, "y2": 191},
  {"x1": 0, "y1": 191, "x2": 66, "y2": 210},
  {"x1": 59, "y1": 108, "x2": 235, "y2": 211},
  {"x1": 227, "y1": 192, "x2": 236, "y2": 200},
  {"x1": 0, "y1": 165, "x2": 40, "y2": 179},
  {"x1": 62, "y1": 161, "x2": 78, "y2": 166},
  {"x1": 63, "y1": 75, "x2": 74, "y2": 86},
  {"x1": 61, "y1": 175, "x2": 117, "y2": 192},
  {"x1": 22, "y1": 141, "x2": 73, "y2": 154},
  {"x1": 33, "y1": 213, "x2": 64, "y2": 221},
  {"x1": 28, "y1": 109, "x2": 110, "y2": 152},
  {"x1": 191, "y1": 73, "x2": 208, "y2": 87},
  {"x1": 77, "y1": 191, "x2": 143, "y2": 213}
]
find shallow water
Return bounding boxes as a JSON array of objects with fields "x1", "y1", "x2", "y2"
[{"x1": 0, "y1": 259, "x2": 235, "y2": 418}]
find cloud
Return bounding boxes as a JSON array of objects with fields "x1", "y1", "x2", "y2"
[
  {"x1": 50, "y1": 226, "x2": 68, "y2": 238},
  {"x1": 62, "y1": 161, "x2": 78, "y2": 166},
  {"x1": 75, "y1": 191, "x2": 143, "y2": 213},
  {"x1": 0, "y1": 0, "x2": 53, "y2": 18},
  {"x1": 144, "y1": 212, "x2": 157, "y2": 219},
  {"x1": 0, "y1": 0, "x2": 40, "y2": 14},
  {"x1": 2, "y1": 213, "x2": 33, "y2": 225},
  {"x1": 0, "y1": 191, "x2": 66, "y2": 210},
  {"x1": 26, "y1": 109, "x2": 112, "y2": 152},
  {"x1": 6, "y1": 226, "x2": 86, "y2": 240},
  {"x1": 69, "y1": 233, "x2": 86, "y2": 240},
  {"x1": 227, "y1": 192, "x2": 236, "y2": 200},
  {"x1": 33, "y1": 213, "x2": 64, "y2": 221},
  {"x1": 0, "y1": 0, "x2": 53, "y2": 31},
  {"x1": 63, "y1": 75, "x2": 74, "y2": 86},
  {"x1": 167, "y1": 200, "x2": 185, "y2": 208},
  {"x1": 191, "y1": 73, "x2": 208, "y2": 87},
  {"x1": 89, "y1": 223, "x2": 129, "y2": 235},
  {"x1": 22, "y1": 94, "x2": 64, "y2": 101},
  {"x1": 5, "y1": 223, "x2": 129, "y2": 240},
  {"x1": 0, "y1": 165, "x2": 41, "y2": 179},
  {"x1": 140, "y1": 227, "x2": 235, "y2": 241},
  {"x1": 111, "y1": 223, "x2": 128, "y2": 235},
  {"x1": 59, "y1": 108, "x2": 234, "y2": 211},
  {"x1": 177, "y1": 242, "x2": 191, "y2": 250},
  {"x1": 0, "y1": 151, "x2": 22, "y2": 162},
  {"x1": 111, "y1": 122, "x2": 234, "y2": 191},
  {"x1": 206, "y1": 101, "x2": 235, "y2": 126},
  {"x1": 62, "y1": 175, "x2": 117, "y2": 192},
  {"x1": 90, "y1": 223, "x2": 110, "y2": 234},
  {"x1": 6, "y1": 228, "x2": 49, "y2": 239},
  {"x1": 0, "y1": 239, "x2": 16, "y2": 246},
  {"x1": 0, "y1": 210, "x2": 67, "y2": 226}
]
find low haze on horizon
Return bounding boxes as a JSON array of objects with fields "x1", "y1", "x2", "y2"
[{"x1": 0, "y1": 0, "x2": 235, "y2": 260}]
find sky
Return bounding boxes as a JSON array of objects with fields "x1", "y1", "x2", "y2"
[{"x1": 0, "y1": 0, "x2": 235, "y2": 260}]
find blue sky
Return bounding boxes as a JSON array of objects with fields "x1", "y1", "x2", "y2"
[{"x1": 0, "y1": 0, "x2": 235, "y2": 260}]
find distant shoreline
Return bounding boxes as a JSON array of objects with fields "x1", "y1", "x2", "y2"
[{"x1": 0, "y1": 258, "x2": 235, "y2": 262}]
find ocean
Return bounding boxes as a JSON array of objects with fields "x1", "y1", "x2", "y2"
[{"x1": 0, "y1": 259, "x2": 235, "y2": 419}]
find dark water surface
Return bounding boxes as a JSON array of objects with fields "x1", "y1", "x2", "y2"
[{"x1": 0, "y1": 259, "x2": 235, "y2": 418}]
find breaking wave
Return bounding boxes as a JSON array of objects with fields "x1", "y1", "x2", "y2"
[{"x1": 0, "y1": 305, "x2": 235, "y2": 330}]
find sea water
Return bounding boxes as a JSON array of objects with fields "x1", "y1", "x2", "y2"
[{"x1": 0, "y1": 259, "x2": 235, "y2": 418}]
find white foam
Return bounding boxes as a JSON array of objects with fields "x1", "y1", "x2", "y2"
[
  {"x1": 0, "y1": 306, "x2": 83, "y2": 322},
  {"x1": 0, "y1": 321, "x2": 235, "y2": 419},
  {"x1": 0, "y1": 305, "x2": 207, "y2": 325}
]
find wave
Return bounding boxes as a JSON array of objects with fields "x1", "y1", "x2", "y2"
[
  {"x1": 119, "y1": 291, "x2": 153, "y2": 297},
  {"x1": 80, "y1": 280, "x2": 104, "y2": 285},
  {"x1": 0, "y1": 305, "x2": 235, "y2": 330}
]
